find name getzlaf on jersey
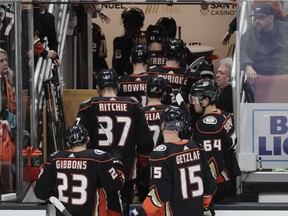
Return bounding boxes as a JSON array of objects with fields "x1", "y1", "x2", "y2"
[
  {"x1": 76, "y1": 96, "x2": 154, "y2": 180},
  {"x1": 143, "y1": 139, "x2": 216, "y2": 216}
]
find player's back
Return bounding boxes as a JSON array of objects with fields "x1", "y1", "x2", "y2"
[
  {"x1": 149, "y1": 50, "x2": 166, "y2": 66},
  {"x1": 118, "y1": 73, "x2": 151, "y2": 107},
  {"x1": 112, "y1": 31, "x2": 146, "y2": 76},
  {"x1": 144, "y1": 104, "x2": 170, "y2": 147},
  {"x1": 148, "y1": 65, "x2": 200, "y2": 104},
  {"x1": 76, "y1": 96, "x2": 153, "y2": 180},
  {"x1": 194, "y1": 108, "x2": 236, "y2": 181},
  {"x1": 146, "y1": 139, "x2": 215, "y2": 216},
  {"x1": 35, "y1": 149, "x2": 123, "y2": 216}
]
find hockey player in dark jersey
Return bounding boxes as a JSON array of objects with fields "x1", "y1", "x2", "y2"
[
  {"x1": 76, "y1": 68, "x2": 154, "y2": 216},
  {"x1": 190, "y1": 78, "x2": 241, "y2": 202},
  {"x1": 112, "y1": 7, "x2": 146, "y2": 76},
  {"x1": 146, "y1": 24, "x2": 167, "y2": 67},
  {"x1": 136, "y1": 75, "x2": 170, "y2": 202},
  {"x1": 34, "y1": 124, "x2": 125, "y2": 216},
  {"x1": 118, "y1": 43, "x2": 151, "y2": 106},
  {"x1": 131, "y1": 107, "x2": 216, "y2": 216},
  {"x1": 148, "y1": 38, "x2": 200, "y2": 105},
  {"x1": 144, "y1": 76, "x2": 170, "y2": 147},
  {"x1": 156, "y1": 16, "x2": 194, "y2": 65}
]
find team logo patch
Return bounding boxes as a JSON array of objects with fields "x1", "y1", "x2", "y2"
[
  {"x1": 154, "y1": 144, "x2": 167, "y2": 151},
  {"x1": 94, "y1": 149, "x2": 105, "y2": 155},
  {"x1": 203, "y1": 116, "x2": 217, "y2": 125}
]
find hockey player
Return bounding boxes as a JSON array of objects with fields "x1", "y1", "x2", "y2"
[
  {"x1": 136, "y1": 75, "x2": 170, "y2": 202},
  {"x1": 131, "y1": 107, "x2": 216, "y2": 216},
  {"x1": 112, "y1": 7, "x2": 146, "y2": 76},
  {"x1": 144, "y1": 75, "x2": 170, "y2": 147},
  {"x1": 190, "y1": 78, "x2": 241, "y2": 202},
  {"x1": 34, "y1": 124, "x2": 125, "y2": 216},
  {"x1": 145, "y1": 24, "x2": 167, "y2": 66},
  {"x1": 148, "y1": 38, "x2": 200, "y2": 105},
  {"x1": 118, "y1": 43, "x2": 151, "y2": 106},
  {"x1": 156, "y1": 16, "x2": 194, "y2": 65},
  {"x1": 76, "y1": 68, "x2": 154, "y2": 216}
]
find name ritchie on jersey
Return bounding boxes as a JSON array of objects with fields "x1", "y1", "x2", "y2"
[
  {"x1": 99, "y1": 103, "x2": 127, "y2": 111},
  {"x1": 176, "y1": 150, "x2": 200, "y2": 164}
]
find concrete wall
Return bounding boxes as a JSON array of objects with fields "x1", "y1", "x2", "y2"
[{"x1": 93, "y1": 3, "x2": 236, "y2": 70}]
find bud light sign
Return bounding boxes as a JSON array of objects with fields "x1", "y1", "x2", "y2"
[{"x1": 253, "y1": 109, "x2": 288, "y2": 163}]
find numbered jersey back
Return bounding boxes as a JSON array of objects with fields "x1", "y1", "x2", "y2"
[
  {"x1": 145, "y1": 139, "x2": 215, "y2": 216},
  {"x1": 76, "y1": 96, "x2": 153, "y2": 179},
  {"x1": 34, "y1": 149, "x2": 123, "y2": 216}
]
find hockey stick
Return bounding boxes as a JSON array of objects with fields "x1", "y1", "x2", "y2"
[
  {"x1": 179, "y1": 56, "x2": 205, "y2": 93},
  {"x1": 49, "y1": 196, "x2": 72, "y2": 216},
  {"x1": 176, "y1": 56, "x2": 205, "y2": 125}
]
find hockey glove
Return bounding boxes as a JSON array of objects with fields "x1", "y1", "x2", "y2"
[{"x1": 130, "y1": 207, "x2": 147, "y2": 216}]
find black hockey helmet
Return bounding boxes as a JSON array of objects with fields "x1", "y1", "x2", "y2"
[
  {"x1": 146, "y1": 75, "x2": 167, "y2": 98},
  {"x1": 146, "y1": 24, "x2": 167, "y2": 45},
  {"x1": 164, "y1": 39, "x2": 186, "y2": 61},
  {"x1": 199, "y1": 60, "x2": 214, "y2": 79},
  {"x1": 130, "y1": 43, "x2": 150, "y2": 64},
  {"x1": 156, "y1": 17, "x2": 177, "y2": 38},
  {"x1": 121, "y1": 7, "x2": 145, "y2": 30},
  {"x1": 96, "y1": 68, "x2": 119, "y2": 90},
  {"x1": 161, "y1": 106, "x2": 185, "y2": 132},
  {"x1": 190, "y1": 78, "x2": 218, "y2": 104},
  {"x1": 66, "y1": 124, "x2": 89, "y2": 146}
]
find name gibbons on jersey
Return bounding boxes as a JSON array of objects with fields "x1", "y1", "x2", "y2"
[
  {"x1": 157, "y1": 74, "x2": 187, "y2": 85},
  {"x1": 56, "y1": 160, "x2": 87, "y2": 170},
  {"x1": 176, "y1": 150, "x2": 200, "y2": 164},
  {"x1": 99, "y1": 103, "x2": 128, "y2": 111},
  {"x1": 122, "y1": 83, "x2": 147, "y2": 93},
  {"x1": 145, "y1": 112, "x2": 161, "y2": 121}
]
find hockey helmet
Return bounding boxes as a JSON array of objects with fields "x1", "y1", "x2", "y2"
[
  {"x1": 190, "y1": 78, "x2": 218, "y2": 104},
  {"x1": 164, "y1": 39, "x2": 186, "y2": 61},
  {"x1": 199, "y1": 60, "x2": 214, "y2": 79},
  {"x1": 130, "y1": 43, "x2": 150, "y2": 64},
  {"x1": 66, "y1": 124, "x2": 89, "y2": 146},
  {"x1": 96, "y1": 68, "x2": 119, "y2": 90},
  {"x1": 121, "y1": 7, "x2": 145, "y2": 30},
  {"x1": 156, "y1": 17, "x2": 177, "y2": 39},
  {"x1": 161, "y1": 107, "x2": 185, "y2": 132},
  {"x1": 146, "y1": 75, "x2": 167, "y2": 98},
  {"x1": 146, "y1": 24, "x2": 167, "y2": 45}
]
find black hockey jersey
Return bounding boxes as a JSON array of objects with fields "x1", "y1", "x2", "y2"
[
  {"x1": 193, "y1": 109, "x2": 237, "y2": 183},
  {"x1": 118, "y1": 73, "x2": 151, "y2": 107},
  {"x1": 149, "y1": 50, "x2": 166, "y2": 66},
  {"x1": 148, "y1": 65, "x2": 200, "y2": 105},
  {"x1": 76, "y1": 96, "x2": 154, "y2": 180},
  {"x1": 143, "y1": 139, "x2": 216, "y2": 216},
  {"x1": 34, "y1": 149, "x2": 124, "y2": 216},
  {"x1": 112, "y1": 31, "x2": 146, "y2": 76},
  {"x1": 144, "y1": 104, "x2": 170, "y2": 147}
]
